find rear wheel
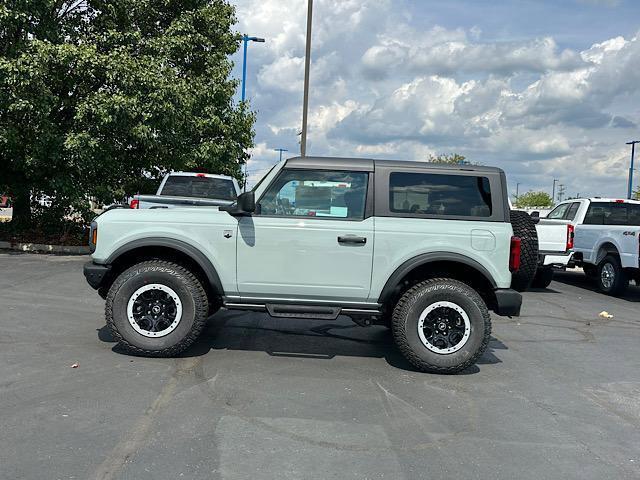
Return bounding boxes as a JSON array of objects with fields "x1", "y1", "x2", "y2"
[
  {"x1": 531, "y1": 267, "x2": 553, "y2": 289},
  {"x1": 106, "y1": 260, "x2": 209, "y2": 356},
  {"x1": 510, "y1": 210, "x2": 539, "y2": 292},
  {"x1": 391, "y1": 278, "x2": 491, "y2": 374},
  {"x1": 596, "y1": 255, "x2": 628, "y2": 296}
]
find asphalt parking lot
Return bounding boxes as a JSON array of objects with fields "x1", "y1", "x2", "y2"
[{"x1": 1, "y1": 252, "x2": 639, "y2": 480}]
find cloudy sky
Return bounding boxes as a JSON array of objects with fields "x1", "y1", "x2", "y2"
[{"x1": 230, "y1": 0, "x2": 640, "y2": 199}]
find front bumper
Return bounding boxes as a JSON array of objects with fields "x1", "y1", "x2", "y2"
[
  {"x1": 494, "y1": 288, "x2": 522, "y2": 317},
  {"x1": 83, "y1": 261, "x2": 111, "y2": 290}
]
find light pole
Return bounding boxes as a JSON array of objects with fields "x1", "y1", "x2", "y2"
[
  {"x1": 552, "y1": 179, "x2": 559, "y2": 204},
  {"x1": 241, "y1": 35, "x2": 265, "y2": 102},
  {"x1": 626, "y1": 140, "x2": 640, "y2": 199},
  {"x1": 516, "y1": 182, "x2": 521, "y2": 200},
  {"x1": 300, "y1": 0, "x2": 313, "y2": 157},
  {"x1": 274, "y1": 148, "x2": 288, "y2": 162},
  {"x1": 240, "y1": 34, "x2": 264, "y2": 191}
]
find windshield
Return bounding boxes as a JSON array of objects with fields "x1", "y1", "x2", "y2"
[{"x1": 160, "y1": 176, "x2": 237, "y2": 200}]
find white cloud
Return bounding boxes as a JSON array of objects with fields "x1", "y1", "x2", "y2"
[{"x1": 234, "y1": 0, "x2": 640, "y2": 197}]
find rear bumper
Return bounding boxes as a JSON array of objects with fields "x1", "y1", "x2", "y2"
[
  {"x1": 494, "y1": 288, "x2": 522, "y2": 317},
  {"x1": 539, "y1": 251, "x2": 572, "y2": 267},
  {"x1": 83, "y1": 261, "x2": 111, "y2": 290}
]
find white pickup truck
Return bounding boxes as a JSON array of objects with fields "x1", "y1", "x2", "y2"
[
  {"x1": 533, "y1": 198, "x2": 640, "y2": 294},
  {"x1": 130, "y1": 172, "x2": 240, "y2": 209}
]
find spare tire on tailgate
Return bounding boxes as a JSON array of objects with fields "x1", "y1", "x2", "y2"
[{"x1": 510, "y1": 210, "x2": 539, "y2": 292}]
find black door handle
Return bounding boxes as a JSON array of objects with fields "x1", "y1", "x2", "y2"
[{"x1": 338, "y1": 235, "x2": 367, "y2": 245}]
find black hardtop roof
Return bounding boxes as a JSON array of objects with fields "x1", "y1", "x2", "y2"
[{"x1": 285, "y1": 156, "x2": 504, "y2": 174}]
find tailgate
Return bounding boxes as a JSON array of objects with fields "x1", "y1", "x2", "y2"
[{"x1": 536, "y1": 219, "x2": 570, "y2": 253}]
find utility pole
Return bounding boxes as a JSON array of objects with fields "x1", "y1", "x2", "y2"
[
  {"x1": 300, "y1": 0, "x2": 313, "y2": 157},
  {"x1": 274, "y1": 148, "x2": 288, "y2": 162},
  {"x1": 626, "y1": 140, "x2": 640, "y2": 199},
  {"x1": 552, "y1": 179, "x2": 558, "y2": 204},
  {"x1": 557, "y1": 184, "x2": 566, "y2": 202}
]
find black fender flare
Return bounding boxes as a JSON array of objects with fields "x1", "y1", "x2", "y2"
[
  {"x1": 377, "y1": 252, "x2": 498, "y2": 304},
  {"x1": 105, "y1": 237, "x2": 224, "y2": 294}
]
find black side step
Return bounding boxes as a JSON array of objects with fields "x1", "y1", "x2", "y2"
[{"x1": 266, "y1": 304, "x2": 341, "y2": 320}]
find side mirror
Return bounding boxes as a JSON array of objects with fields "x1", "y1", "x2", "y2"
[
  {"x1": 530, "y1": 211, "x2": 540, "y2": 218},
  {"x1": 220, "y1": 191, "x2": 255, "y2": 216}
]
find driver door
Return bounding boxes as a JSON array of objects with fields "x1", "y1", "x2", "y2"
[{"x1": 236, "y1": 168, "x2": 374, "y2": 303}]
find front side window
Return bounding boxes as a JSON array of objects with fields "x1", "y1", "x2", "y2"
[
  {"x1": 259, "y1": 170, "x2": 368, "y2": 220},
  {"x1": 389, "y1": 172, "x2": 492, "y2": 217},
  {"x1": 547, "y1": 203, "x2": 570, "y2": 219}
]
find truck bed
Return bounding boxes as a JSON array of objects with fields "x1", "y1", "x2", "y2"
[{"x1": 136, "y1": 195, "x2": 235, "y2": 209}]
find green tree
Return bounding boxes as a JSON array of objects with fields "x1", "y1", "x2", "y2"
[
  {"x1": 428, "y1": 153, "x2": 470, "y2": 165},
  {"x1": 633, "y1": 186, "x2": 640, "y2": 201},
  {"x1": 1, "y1": 0, "x2": 254, "y2": 227},
  {"x1": 514, "y1": 191, "x2": 554, "y2": 208}
]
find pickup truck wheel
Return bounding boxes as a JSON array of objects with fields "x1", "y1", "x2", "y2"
[
  {"x1": 105, "y1": 260, "x2": 209, "y2": 356},
  {"x1": 391, "y1": 278, "x2": 491, "y2": 374},
  {"x1": 531, "y1": 267, "x2": 553, "y2": 289},
  {"x1": 596, "y1": 255, "x2": 628, "y2": 296},
  {"x1": 509, "y1": 210, "x2": 539, "y2": 292}
]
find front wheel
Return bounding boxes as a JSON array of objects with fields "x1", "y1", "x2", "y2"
[
  {"x1": 391, "y1": 278, "x2": 491, "y2": 374},
  {"x1": 596, "y1": 255, "x2": 628, "y2": 296},
  {"x1": 106, "y1": 260, "x2": 209, "y2": 356}
]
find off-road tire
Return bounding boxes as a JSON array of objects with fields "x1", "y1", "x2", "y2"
[
  {"x1": 510, "y1": 210, "x2": 539, "y2": 292},
  {"x1": 105, "y1": 260, "x2": 209, "y2": 356},
  {"x1": 596, "y1": 254, "x2": 628, "y2": 296},
  {"x1": 531, "y1": 267, "x2": 553, "y2": 289},
  {"x1": 391, "y1": 278, "x2": 491, "y2": 374}
]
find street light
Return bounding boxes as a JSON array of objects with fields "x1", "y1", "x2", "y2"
[
  {"x1": 552, "y1": 179, "x2": 559, "y2": 204},
  {"x1": 300, "y1": 0, "x2": 313, "y2": 157},
  {"x1": 626, "y1": 140, "x2": 640, "y2": 199},
  {"x1": 516, "y1": 182, "x2": 521, "y2": 200},
  {"x1": 241, "y1": 35, "x2": 265, "y2": 102},
  {"x1": 274, "y1": 148, "x2": 288, "y2": 162},
  {"x1": 240, "y1": 34, "x2": 264, "y2": 191}
]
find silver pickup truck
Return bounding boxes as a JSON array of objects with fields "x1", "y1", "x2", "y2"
[
  {"x1": 532, "y1": 198, "x2": 640, "y2": 294},
  {"x1": 130, "y1": 172, "x2": 240, "y2": 209}
]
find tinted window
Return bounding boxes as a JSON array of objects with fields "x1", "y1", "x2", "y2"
[
  {"x1": 584, "y1": 203, "x2": 640, "y2": 226},
  {"x1": 259, "y1": 170, "x2": 368, "y2": 219},
  {"x1": 565, "y1": 202, "x2": 580, "y2": 221},
  {"x1": 161, "y1": 176, "x2": 237, "y2": 200},
  {"x1": 389, "y1": 173, "x2": 492, "y2": 217},
  {"x1": 547, "y1": 203, "x2": 570, "y2": 219}
]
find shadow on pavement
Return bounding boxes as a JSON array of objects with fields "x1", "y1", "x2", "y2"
[
  {"x1": 98, "y1": 311, "x2": 505, "y2": 374},
  {"x1": 552, "y1": 269, "x2": 640, "y2": 302}
]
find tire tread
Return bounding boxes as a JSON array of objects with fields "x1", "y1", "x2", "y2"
[{"x1": 105, "y1": 260, "x2": 209, "y2": 357}]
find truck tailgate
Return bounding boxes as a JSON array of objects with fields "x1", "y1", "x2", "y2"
[{"x1": 536, "y1": 218, "x2": 570, "y2": 253}]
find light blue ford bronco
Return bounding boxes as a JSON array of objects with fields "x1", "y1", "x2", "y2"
[{"x1": 84, "y1": 157, "x2": 523, "y2": 373}]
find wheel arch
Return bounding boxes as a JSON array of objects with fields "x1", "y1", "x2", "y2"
[
  {"x1": 377, "y1": 252, "x2": 498, "y2": 311},
  {"x1": 596, "y1": 241, "x2": 620, "y2": 263},
  {"x1": 102, "y1": 238, "x2": 224, "y2": 297}
]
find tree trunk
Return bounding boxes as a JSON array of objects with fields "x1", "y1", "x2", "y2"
[{"x1": 10, "y1": 187, "x2": 31, "y2": 226}]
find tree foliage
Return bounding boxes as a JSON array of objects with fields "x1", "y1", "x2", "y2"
[
  {"x1": 1, "y1": 0, "x2": 254, "y2": 227},
  {"x1": 427, "y1": 153, "x2": 471, "y2": 165},
  {"x1": 514, "y1": 190, "x2": 554, "y2": 208}
]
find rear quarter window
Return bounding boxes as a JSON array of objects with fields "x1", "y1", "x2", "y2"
[{"x1": 388, "y1": 172, "x2": 492, "y2": 218}]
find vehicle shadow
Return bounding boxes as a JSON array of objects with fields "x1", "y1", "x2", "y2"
[
  {"x1": 100, "y1": 310, "x2": 505, "y2": 374},
  {"x1": 552, "y1": 269, "x2": 640, "y2": 302}
]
